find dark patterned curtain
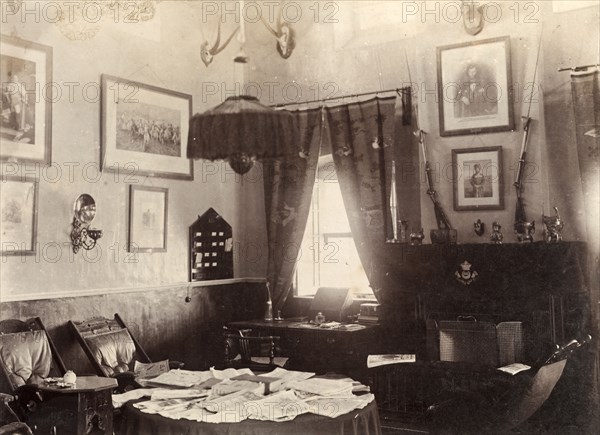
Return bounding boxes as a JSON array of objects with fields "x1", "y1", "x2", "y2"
[
  {"x1": 263, "y1": 108, "x2": 322, "y2": 311},
  {"x1": 571, "y1": 70, "x2": 600, "y2": 250},
  {"x1": 571, "y1": 70, "x2": 600, "y2": 303},
  {"x1": 323, "y1": 96, "x2": 406, "y2": 302},
  {"x1": 571, "y1": 69, "x2": 600, "y2": 393}
]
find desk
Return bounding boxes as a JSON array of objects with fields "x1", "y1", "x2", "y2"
[
  {"x1": 227, "y1": 320, "x2": 382, "y2": 381},
  {"x1": 29, "y1": 376, "x2": 117, "y2": 435},
  {"x1": 122, "y1": 399, "x2": 381, "y2": 435}
]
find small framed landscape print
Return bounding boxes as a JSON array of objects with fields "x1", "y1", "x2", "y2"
[
  {"x1": 0, "y1": 35, "x2": 52, "y2": 164},
  {"x1": 437, "y1": 36, "x2": 514, "y2": 136},
  {"x1": 128, "y1": 185, "x2": 168, "y2": 253},
  {"x1": 101, "y1": 74, "x2": 193, "y2": 180},
  {"x1": 1, "y1": 176, "x2": 38, "y2": 255},
  {"x1": 452, "y1": 146, "x2": 503, "y2": 211}
]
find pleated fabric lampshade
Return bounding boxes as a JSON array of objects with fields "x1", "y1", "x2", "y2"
[{"x1": 187, "y1": 95, "x2": 298, "y2": 174}]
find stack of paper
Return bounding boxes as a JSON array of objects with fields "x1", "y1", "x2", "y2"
[
  {"x1": 246, "y1": 390, "x2": 310, "y2": 422},
  {"x1": 287, "y1": 378, "x2": 353, "y2": 397},
  {"x1": 261, "y1": 367, "x2": 315, "y2": 393},
  {"x1": 307, "y1": 393, "x2": 375, "y2": 418},
  {"x1": 147, "y1": 369, "x2": 214, "y2": 388},
  {"x1": 211, "y1": 380, "x2": 266, "y2": 396},
  {"x1": 210, "y1": 367, "x2": 254, "y2": 380},
  {"x1": 134, "y1": 360, "x2": 170, "y2": 378}
]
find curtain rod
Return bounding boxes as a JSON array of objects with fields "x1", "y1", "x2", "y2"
[
  {"x1": 270, "y1": 87, "x2": 409, "y2": 108},
  {"x1": 557, "y1": 63, "x2": 599, "y2": 72}
]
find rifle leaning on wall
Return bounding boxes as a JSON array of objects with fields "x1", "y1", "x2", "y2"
[
  {"x1": 513, "y1": 25, "x2": 543, "y2": 242},
  {"x1": 513, "y1": 116, "x2": 531, "y2": 226},
  {"x1": 418, "y1": 130, "x2": 453, "y2": 231},
  {"x1": 404, "y1": 48, "x2": 453, "y2": 242}
]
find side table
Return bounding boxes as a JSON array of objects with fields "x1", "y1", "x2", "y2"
[{"x1": 28, "y1": 376, "x2": 117, "y2": 435}]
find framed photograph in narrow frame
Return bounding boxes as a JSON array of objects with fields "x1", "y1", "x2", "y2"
[
  {"x1": 0, "y1": 176, "x2": 38, "y2": 255},
  {"x1": 437, "y1": 36, "x2": 514, "y2": 137},
  {"x1": 0, "y1": 35, "x2": 52, "y2": 164},
  {"x1": 101, "y1": 74, "x2": 193, "y2": 180},
  {"x1": 128, "y1": 185, "x2": 168, "y2": 253},
  {"x1": 452, "y1": 146, "x2": 503, "y2": 211}
]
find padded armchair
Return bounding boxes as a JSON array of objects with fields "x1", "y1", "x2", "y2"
[
  {"x1": 68, "y1": 314, "x2": 183, "y2": 391},
  {"x1": 0, "y1": 318, "x2": 66, "y2": 392},
  {"x1": 223, "y1": 327, "x2": 287, "y2": 372},
  {"x1": 0, "y1": 318, "x2": 66, "y2": 434}
]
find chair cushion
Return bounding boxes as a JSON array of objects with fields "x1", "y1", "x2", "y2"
[
  {"x1": 84, "y1": 328, "x2": 136, "y2": 377},
  {"x1": 0, "y1": 330, "x2": 51, "y2": 388}
]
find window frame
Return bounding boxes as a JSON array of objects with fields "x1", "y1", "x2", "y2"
[{"x1": 292, "y1": 154, "x2": 376, "y2": 301}]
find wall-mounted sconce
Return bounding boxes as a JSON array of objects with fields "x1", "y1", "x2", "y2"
[{"x1": 70, "y1": 194, "x2": 102, "y2": 253}]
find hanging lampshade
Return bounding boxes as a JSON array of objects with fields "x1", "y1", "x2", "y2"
[{"x1": 187, "y1": 95, "x2": 298, "y2": 174}]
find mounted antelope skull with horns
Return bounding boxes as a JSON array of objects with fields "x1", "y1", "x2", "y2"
[
  {"x1": 200, "y1": 17, "x2": 240, "y2": 67},
  {"x1": 462, "y1": 1, "x2": 486, "y2": 36},
  {"x1": 260, "y1": 1, "x2": 296, "y2": 59}
]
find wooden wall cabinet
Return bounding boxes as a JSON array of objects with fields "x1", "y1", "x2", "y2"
[{"x1": 189, "y1": 208, "x2": 233, "y2": 282}]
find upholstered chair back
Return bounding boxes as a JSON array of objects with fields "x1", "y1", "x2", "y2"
[
  {"x1": 0, "y1": 318, "x2": 66, "y2": 393},
  {"x1": 69, "y1": 316, "x2": 145, "y2": 377}
]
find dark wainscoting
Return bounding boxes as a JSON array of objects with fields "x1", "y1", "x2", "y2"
[{"x1": 0, "y1": 282, "x2": 266, "y2": 373}]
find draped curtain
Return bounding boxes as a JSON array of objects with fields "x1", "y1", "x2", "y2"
[
  {"x1": 263, "y1": 108, "x2": 322, "y2": 311},
  {"x1": 571, "y1": 70, "x2": 600, "y2": 254},
  {"x1": 570, "y1": 69, "x2": 600, "y2": 392},
  {"x1": 322, "y1": 94, "x2": 413, "y2": 302}
]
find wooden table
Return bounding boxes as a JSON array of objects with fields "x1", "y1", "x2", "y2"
[
  {"x1": 28, "y1": 376, "x2": 117, "y2": 435},
  {"x1": 122, "y1": 398, "x2": 381, "y2": 435},
  {"x1": 227, "y1": 319, "x2": 383, "y2": 381}
]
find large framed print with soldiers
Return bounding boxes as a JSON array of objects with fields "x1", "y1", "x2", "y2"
[
  {"x1": 437, "y1": 36, "x2": 514, "y2": 137},
  {"x1": 0, "y1": 35, "x2": 52, "y2": 164},
  {"x1": 101, "y1": 74, "x2": 193, "y2": 180}
]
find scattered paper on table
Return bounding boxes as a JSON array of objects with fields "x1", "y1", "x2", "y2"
[
  {"x1": 134, "y1": 360, "x2": 169, "y2": 378},
  {"x1": 148, "y1": 369, "x2": 214, "y2": 388}
]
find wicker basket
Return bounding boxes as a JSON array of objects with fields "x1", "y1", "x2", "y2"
[{"x1": 439, "y1": 319, "x2": 523, "y2": 366}]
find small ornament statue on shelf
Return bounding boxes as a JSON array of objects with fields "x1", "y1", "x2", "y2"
[
  {"x1": 474, "y1": 219, "x2": 485, "y2": 236},
  {"x1": 543, "y1": 207, "x2": 564, "y2": 242},
  {"x1": 410, "y1": 228, "x2": 425, "y2": 245},
  {"x1": 490, "y1": 221, "x2": 503, "y2": 244},
  {"x1": 515, "y1": 221, "x2": 535, "y2": 243}
]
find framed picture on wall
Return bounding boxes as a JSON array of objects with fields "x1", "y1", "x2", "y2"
[
  {"x1": 452, "y1": 146, "x2": 503, "y2": 211},
  {"x1": 437, "y1": 36, "x2": 514, "y2": 136},
  {"x1": 101, "y1": 74, "x2": 193, "y2": 180},
  {"x1": 0, "y1": 176, "x2": 38, "y2": 255},
  {"x1": 128, "y1": 185, "x2": 168, "y2": 253},
  {"x1": 0, "y1": 35, "x2": 52, "y2": 164}
]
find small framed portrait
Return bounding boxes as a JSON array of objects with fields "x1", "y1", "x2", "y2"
[
  {"x1": 437, "y1": 36, "x2": 514, "y2": 136},
  {"x1": 128, "y1": 185, "x2": 168, "y2": 253},
  {"x1": 1, "y1": 35, "x2": 52, "y2": 164},
  {"x1": 452, "y1": 146, "x2": 503, "y2": 211},
  {"x1": 101, "y1": 74, "x2": 193, "y2": 180},
  {"x1": 1, "y1": 176, "x2": 38, "y2": 255}
]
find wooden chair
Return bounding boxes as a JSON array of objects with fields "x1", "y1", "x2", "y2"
[
  {"x1": 68, "y1": 314, "x2": 183, "y2": 391},
  {"x1": 223, "y1": 327, "x2": 287, "y2": 372},
  {"x1": 0, "y1": 318, "x2": 66, "y2": 434}
]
